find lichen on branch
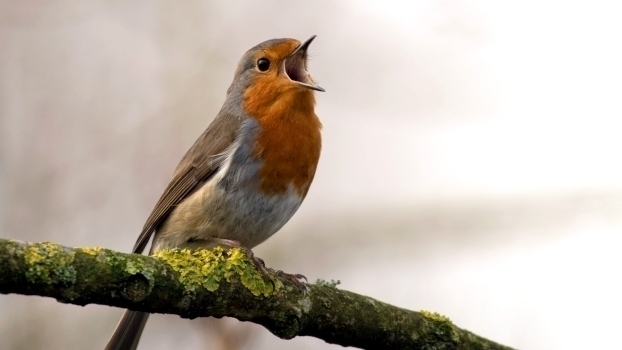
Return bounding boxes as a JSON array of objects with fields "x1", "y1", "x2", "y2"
[
  {"x1": 154, "y1": 247, "x2": 281, "y2": 296},
  {"x1": 0, "y1": 238, "x2": 513, "y2": 350}
]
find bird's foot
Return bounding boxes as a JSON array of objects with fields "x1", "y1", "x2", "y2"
[
  {"x1": 274, "y1": 270, "x2": 307, "y2": 291},
  {"x1": 204, "y1": 238, "x2": 274, "y2": 286},
  {"x1": 239, "y1": 248, "x2": 275, "y2": 287},
  {"x1": 239, "y1": 250, "x2": 307, "y2": 291},
  {"x1": 201, "y1": 237, "x2": 306, "y2": 291}
]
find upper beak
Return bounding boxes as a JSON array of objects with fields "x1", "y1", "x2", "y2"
[{"x1": 284, "y1": 35, "x2": 325, "y2": 92}]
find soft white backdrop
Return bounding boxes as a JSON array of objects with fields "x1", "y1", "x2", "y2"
[{"x1": 1, "y1": 1, "x2": 621, "y2": 349}]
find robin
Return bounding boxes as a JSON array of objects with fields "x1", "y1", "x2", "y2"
[{"x1": 105, "y1": 36, "x2": 324, "y2": 350}]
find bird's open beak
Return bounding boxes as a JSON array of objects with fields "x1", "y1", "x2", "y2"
[{"x1": 284, "y1": 35, "x2": 325, "y2": 92}]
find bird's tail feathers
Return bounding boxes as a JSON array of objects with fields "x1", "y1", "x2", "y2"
[{"x1": 104, "y1": 310, "x2": 150, "y2": 350}]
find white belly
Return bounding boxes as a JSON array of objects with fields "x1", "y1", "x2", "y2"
[{"x1": 151, "y1": 171, "x2": 303, "y2": 252}]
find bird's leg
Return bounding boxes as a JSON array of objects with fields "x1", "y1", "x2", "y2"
[
  {"x1": 274, "y1": 270, "x2": 307, "y2": 291},
  {"x1": 198, "y1": 237, "x2": 307, "y2": 291}
]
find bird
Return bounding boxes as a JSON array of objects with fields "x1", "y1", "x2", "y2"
[{"x1": 105, "y1": 36, "x2": 324, "y2": 350}]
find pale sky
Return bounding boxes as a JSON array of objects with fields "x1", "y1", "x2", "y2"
[
  {"x1": 1, "y1": 2, "x2": 621, "y2": 349},
  {"x1": 304, "y1": 0, "x2": 622, "y2": 213}
]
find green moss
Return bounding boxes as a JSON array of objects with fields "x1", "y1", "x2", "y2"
[
  {"x1": 321, "y1": 297, "x2": 332, "y2": 309},
  {"x1": 315, "y1": 279, "x2": 341, "y2": 288},
  {"x1": 80, "y1": 247, "x2": 104, "y2": 256},
  {"x1": 420, "y1": 310, "x2": 460, "y2": 343},
  {"x1": 154, "y1": 247, "x2": 281, "y2": 297},
  {"x1": 125, "y1": 258, "x2": 155, "y2": 279},
  {"x1": 420, "y1": 310, "x2": 451, "y2": 323},
  {"x1": 105, "y1": 252, "x2": 126, "y2": 267},
  {"x1": 24, "y1": 242, "x2": 77, "y2": 285},
  {"x1": 124, "y1": 255, "x2": 157, "y2": 290},
  {"x1": 79, "y1": 246, "x2": 126, "y2": 268},
  {"x1": 298, "y1": 296, "x2": 312, "y2": 313}
]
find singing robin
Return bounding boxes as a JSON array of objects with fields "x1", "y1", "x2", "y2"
[{"x1": 105, "y1": 36, "x2": 324, "y2": 350}]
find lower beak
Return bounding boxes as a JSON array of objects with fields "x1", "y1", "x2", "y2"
[{"x1": 284, "y1": 35, "x2": 325, "y2": 92}]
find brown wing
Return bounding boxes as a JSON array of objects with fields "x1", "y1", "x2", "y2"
[{"x1": 132, "y1": 112, "x2": 242, "y2": 254}]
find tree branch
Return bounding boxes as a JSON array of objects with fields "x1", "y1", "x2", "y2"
[{"x1": 0, "y1": 238, "x2": 512, "y2": 350}]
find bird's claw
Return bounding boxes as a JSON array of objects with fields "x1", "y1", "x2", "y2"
[
  {"x1": 228, "y1": 244, "x2": 306, "y2": 292},
  {"x1": 236, "y1": 247, "x2": 275, "y2": 289},
  {"x1": 275, "y1": 270, "x2": 307, "y2": 291}
]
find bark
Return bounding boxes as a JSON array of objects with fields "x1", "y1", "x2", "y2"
[{"x1": 0, "y1": 238, "x2": 513, "y2": 350}]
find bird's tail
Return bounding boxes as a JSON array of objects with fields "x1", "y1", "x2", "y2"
[{"x1": 104, "y1": 310, "x2": 150, "y2": 350}]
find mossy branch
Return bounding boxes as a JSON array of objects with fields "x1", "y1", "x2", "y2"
[{"x1": 0, "y1": 238, "x2": 512, "y2": 350}]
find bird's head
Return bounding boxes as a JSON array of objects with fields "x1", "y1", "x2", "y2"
[{"x1": 227, "y1": 36, "x2": 323, "y2": 116}]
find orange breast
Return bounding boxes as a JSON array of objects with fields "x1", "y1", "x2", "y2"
[{"x1": 243, "y1": 80, "x2": 322, "y2": 197}]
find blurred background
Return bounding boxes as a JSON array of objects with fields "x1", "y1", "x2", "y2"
[{"x1": 1, "y1": 1, "x2": 621, "y2": 349}]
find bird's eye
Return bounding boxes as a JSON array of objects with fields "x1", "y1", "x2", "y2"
[{"x1": 257, "y1": 58, "x2": 270, "y2": 72}]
